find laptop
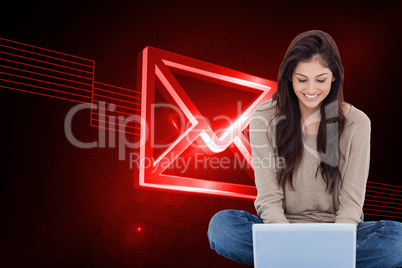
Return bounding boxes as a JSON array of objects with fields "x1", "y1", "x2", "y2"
[{"x1": 252, "y1": 223, "x2": 356, "y2": 268}]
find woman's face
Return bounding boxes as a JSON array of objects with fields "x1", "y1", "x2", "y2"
[{"x1": 292, "y1": 58, "x2": 335, "y2": 113}]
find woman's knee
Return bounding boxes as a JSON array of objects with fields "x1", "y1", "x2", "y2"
[
  {"x1": 209, "y1": 209, "x2": 237, "y2": 225},
  {"x1": 207, "y1": 210, "x2": 255, "y2": 265},
  {"x1": 357, "y1": 220, "x2": 402, "y2": 267},
  {"x1": 207, "y1": 209, "x2": 240, "y2": 246},
  {"x1": 382, "y1": 221, "x2": 402, "y2": 266},
  {"x1": 384, "y1": 221, "x2": 402, "y2": 252}
]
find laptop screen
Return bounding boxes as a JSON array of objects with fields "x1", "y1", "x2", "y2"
[{"x1": 252, "y1": 223, "x2": 356, "y2": 268}]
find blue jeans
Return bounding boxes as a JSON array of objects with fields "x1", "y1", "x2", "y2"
[{"x1": 207, "y1": 210, "x2": 402, "y2": 267}]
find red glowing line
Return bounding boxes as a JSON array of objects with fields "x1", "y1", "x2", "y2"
[
  {"x1": 172, "y1": 120, "x2": 178, "y2": 129},
  {"x1": 138, "y1": 47, "x2": 148, "y2": 187},
  {"x1": 163, "y1": 60, "x2": 271, "y2": 91},
  {"x1": 0, "y1": 78, "x2": 91, "y2": 99},
  {"x1": 94, "y1": 105, "x2": 140, "y2": 115},
  {"x1": 363, "y1": 207, "x2": 402, "y2": 215},
  {"x1": 368, "y1": 181, "x2": 402, "y2": 189},
  {"x1": 139, "y1": 180, "x2": 257, "y2": 199},
  {"x1": 0, "y1": 64, "x2": 93, "y2": 87},
  {"x1": 0, "y1": 44, "x2": 93, "y2": 68},
  {"x1": 365, "y1": 198, "x2": 402, "y2": 206},
  {"x1": 0, "y1": 71, "x2": 92, "y2": 93},
  {"x1": 90, "y1": 60, "x2": 95, "y2": 116},
  {"x1": 95, "y1": 81, "x2": 141, "y2": 94},
  {"x1": 0, "y1": 37, "x2": 94, "y2": 63},
  {"x1": 92, "y1": 112, "x2": 140, "y2": 128},
  {"x1": 366, "y1": 185, "x2": 402, "y2": 193},
  {"x1": 364, "y1": 212, "x2": 402, "y2": 219},
  {"x1": 366, "y1": 189, "x2": 402, "y2": 198},
  {"x1": 92, "y1": 112, "x2": 141, "y2": 127},
  {"x1": 92, "y1": 99, "x2": 140, "y2": 112},
  {"x1": 90, "y1": 120, "x2": 139, "y2": 134},
  {"x1": 365, "y1": 194, "x2": 402, "y2": 202},
  {"x1": 0, "y1": 51, "x2": 93, "y2": 74},
  {"x1": 91, "y1": 120, "x2": 140, "y2": 131},
  {"x1": 364, "y1": 203, "x2": 402, "y2": 210},
  {"x1": 0, "y1": 84, "x2": 89, "y2": 103},
  {"x1": 93, "y1": 93, "x2": 140, "y2": 105},
  {"x1": 0, "y1": 57, "x2": 93, "y2": 81},
  {"x1": 94, "y1": 87, "x2": 140, "y2": 100}
]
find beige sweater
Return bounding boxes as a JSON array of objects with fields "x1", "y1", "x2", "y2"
[{"x1": 250, "y1": 99, "x2": 371, "y2": 225}]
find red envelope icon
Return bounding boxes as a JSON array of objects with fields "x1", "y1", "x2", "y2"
[{"x1": 137, "y1": 46, "x2": 276, "y2": 199}]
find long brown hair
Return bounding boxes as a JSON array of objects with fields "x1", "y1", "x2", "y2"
[{"x1": 271, "y1": 30, "x2": 346, "y2": 193}]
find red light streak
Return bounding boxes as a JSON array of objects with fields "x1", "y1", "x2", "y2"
[
  {"x1": 363, "y1": 207, "x2": 402, "y2": 215},
  {"x1": 0, "y1": 51, "x2": 93, "y2": 74},
  {"x1": 0, "y1": 44, "x2": 93, "y2": 68},
  {"x1": 368, "y1": 180, "x2": 402, "y2": 189},
  {"x1": 366, "y1": 185, "x2": 402, "y2": 193},
  {"x1": 94, "y1": 87, "x2": 141, "y2": 100},
  {"x1": 365, "y1": 194, "x2": 402, "y2": 202},
  {"x1": 0, "y1": 77, "x2": 91, "y2": 100},
  {"x1": 89, "y1": 121, "x2": 138, "y2": 135},
  {"x1": 94, "y1": 105, "x2": 140, "y2": 115},
  {"x1": 91, "y1": 113, "x2": 141, "y2": 130},
  {"x1": 366, "y1": 189, "x2": 402, "y2": 198},
  {"x1": 0, "y1": 37, "x2": 93, "y2": 62},
  {"x1": 96, "y1": 81, "x2": 141, "y2": 94},
  {"x1": 364, "y1": 212, "x2": 402, "y2": 219},
  {"x1": 0, "y1": 84, "x2": 89, "y2": 103},
  {"x1": 0, "y1": 71, "x2": 92, "y2": 93},
  {"x1": 93, "y1": 93, "x2": 140, "y2": 104},
  {"x1": 364, "y1": 203, "x2": 402, "y2": 210},
  {"x1": 365, "y1": 198, "x2": 402, "y2": 206},
  {"x1": 0, "y1": 57, "x2": 93, "y2": 81},
  {"x1": 171, "y1": 119, "x2": 178, "y2": 130},
  {"x1": 0, "y1": 64, "x2": 93, "y2": 87},
  {"x1": 94, "y1": 90, "x2": 141, "y2": 102}
]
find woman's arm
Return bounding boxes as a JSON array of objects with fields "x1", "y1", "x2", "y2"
[
  {"x1": 335, "y1": 112, "x2": 371, "y2": 225},
  {"x1": 250, "y1": 108, "x2": 290, "y2": 223}
]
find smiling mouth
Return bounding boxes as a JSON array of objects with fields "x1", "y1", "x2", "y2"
[{"x1": 303, "y1": 93, "x2": 320, "y2": 99}]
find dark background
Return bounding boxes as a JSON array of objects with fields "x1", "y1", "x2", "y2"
[{"x1": 1, "y1": 0, "x2": 401, "y2": 267}]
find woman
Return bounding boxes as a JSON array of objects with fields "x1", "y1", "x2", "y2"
[{"x1": 207, "y1": 30, "x2": 402, "y2": 267}]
